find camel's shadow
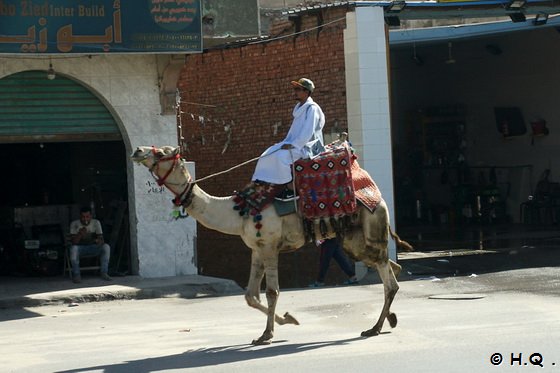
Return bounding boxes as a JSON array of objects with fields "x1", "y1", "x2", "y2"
[{"x1": 55, "y1": 335, "x2": 372, "y2": 373}]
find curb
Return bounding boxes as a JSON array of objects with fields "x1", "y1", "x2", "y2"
[{"x1": 0, "y1": 278, "x2": 244, "y2": 309}]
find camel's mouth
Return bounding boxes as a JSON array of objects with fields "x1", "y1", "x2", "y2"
[{"x1": 131, "y1": 148, "x2": 151, "y2": 163}]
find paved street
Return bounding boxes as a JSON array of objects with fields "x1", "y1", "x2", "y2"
[{"x1": 2, "y1": 267, "x2": 560, "y2": 373}]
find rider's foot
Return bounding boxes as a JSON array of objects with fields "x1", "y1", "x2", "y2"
[{"x1": 275, "y1": 189, "x2": 298, "y2": 201}]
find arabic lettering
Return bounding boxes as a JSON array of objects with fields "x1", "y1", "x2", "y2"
[
  {"x1": 145, "y1": 180, "x2": 165, "y2": 194},
  {"x1": 0, "y1": 25, "x2": 35, "y2": 43},
  {"x1": 0, "y1": 0, "x2": 199, "y2": 53},
  {"x1": 56, "y1": 23, "x2": 113, "y2": 52},
  {"x1": 37, "y1": 17, "x2": 47, "y2": 52},
  {"x1": 149, "y1": 0, "x2": 197, "y2": 28},
  {"x1": 113, "y1": 8, "x2": 122, "y2": 43}
]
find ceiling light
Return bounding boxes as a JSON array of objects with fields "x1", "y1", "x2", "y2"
[
  {"x1": 506, "y1": 0, "x2": 527, "y2": 10},
  {"x1": 47, "y1": 62, "x2": 56, "y2": 80},
  {"x1": 445, "y1": 42, "x2": 456, "y2": 64},
  {"x1": 534, "y1": 13, "x2": 548, "y2": 25},
  {"x1": 387, "y1": 0, "x2": 406, "y2": 13},
  {"x1": 509, "y1": 12, "x2": 526, "y2": 23},
  {"x1": 412, "y1": 44, "x2": 424, "y2": 66}
]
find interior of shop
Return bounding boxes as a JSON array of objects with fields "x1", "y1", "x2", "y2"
[
  {"x1": 390, "y1": 25, "x2": 560, "y2": 241},
  {"x1": 0, "y1": 141, "x2": 130, "y2": 277}
]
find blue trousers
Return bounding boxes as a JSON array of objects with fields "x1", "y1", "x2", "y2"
[
  {"x1": 70, "y1": 244, "x2": 110, "y2": 276},
  {"x1": 317, "y1": 238, "x2": 355, "y2": 282}
]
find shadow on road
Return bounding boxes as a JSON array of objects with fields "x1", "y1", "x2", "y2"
[{"x1": 54, "y1": 336, "x2": 366, "y2": 373}]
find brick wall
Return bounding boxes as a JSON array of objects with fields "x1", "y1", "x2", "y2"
[{"x1": 177, "y1": 8, "x2": 350, "y2": 288}]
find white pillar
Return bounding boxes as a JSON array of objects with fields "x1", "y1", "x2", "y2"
[
  {"x1": 131, "y1": 158, "x2": 198, "y2": 278},
  {"x1": 345, "y1": 7, "x2": 397, "y2": 262}
]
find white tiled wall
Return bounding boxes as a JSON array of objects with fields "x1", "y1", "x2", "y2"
[{"x1": 345, "y1": 7, "x2": 397, "y2": 261}]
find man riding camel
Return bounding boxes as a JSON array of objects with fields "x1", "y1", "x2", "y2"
[{"x1": 252, "y1": 78, "x2": 325, "y2": 199}]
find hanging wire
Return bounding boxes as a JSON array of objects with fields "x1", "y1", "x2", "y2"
[{"x1": 247, "y1": 16, "x2": 347, "y2": 45}]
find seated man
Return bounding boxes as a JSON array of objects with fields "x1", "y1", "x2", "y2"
[
  {"x1": 69, "y1": 206, "x2": 111, "y2": 283},
  {"x1": 252, "y1": 78, "x2": 325, "y2": 200}
]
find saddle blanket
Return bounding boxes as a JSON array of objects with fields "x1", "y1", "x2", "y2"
[
  {"x1": 233, "y1": 143, "x2": 382, "y2": 236},
  {"x1": 294, "y1": 145, "x2": 357, "y2": 220},
  {"x1": 294, "y1": 144, "x2": 382, "y2": 219},
  {"x1": 351, "y1": 159, "x2": 382, "y2": 212}
]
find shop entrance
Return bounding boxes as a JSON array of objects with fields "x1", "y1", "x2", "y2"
[
  {"x1": 390, "y1": 25, "x2": 560, "y2": 250},
  {"x1": 0, "y1": 71, "x2": 130, "y2": 277}
]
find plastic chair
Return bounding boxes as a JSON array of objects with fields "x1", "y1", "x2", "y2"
[{"x1": 63, "y1": 235, "x2": 101, "y2": 277}]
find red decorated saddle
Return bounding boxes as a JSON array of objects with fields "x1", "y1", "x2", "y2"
[
  {"x1": 294, "y1": 142, "x2": 381, "y2": 218},
  {"x1": 233, "y1": 142, "x2": 382, "y2": 238},
  {"x1": 294, "y1": 144, "x2": 356, "y2": 219},
  {"x1": 294, "y1": 142, "x2": 382, "y2": 239}
]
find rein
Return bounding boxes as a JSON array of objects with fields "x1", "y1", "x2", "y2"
[{"x1": 148, "y1": 147, "x2": 281, "y2": 207}]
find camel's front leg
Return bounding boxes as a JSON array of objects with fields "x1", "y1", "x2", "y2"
[
  {"x1": 252, "y1": 254, "x2": 282, "y2": 345},
  {"x1": 361, "y1": 260, "x2": 399, "y2": 337},
  {"x1": 245, "y1": 252, "x2": 265, "y2": 308},
  {"x1": 244, "y1": 253, "x2": 299, "y2": 330}
]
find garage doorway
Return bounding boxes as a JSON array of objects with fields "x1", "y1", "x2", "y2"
[{"x1": 0, "y1": 71, "x2": 130, "y2": 277}]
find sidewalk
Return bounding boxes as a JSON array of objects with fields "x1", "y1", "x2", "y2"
[
  {"x1": 0, "y1": 274, "x2": 244, "y2": 309},
  {"x1": 2, "y1": 226, "x2": 559, "y2": 310},
  {"x1": 0, "y1": 254, "x2": 461, "y2": 309}
]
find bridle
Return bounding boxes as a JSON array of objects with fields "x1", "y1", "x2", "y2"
[
  {"x1": 148, "y1": 147, "x2": 194, "y2": 207},
  {"x1": 144, "y1": 145, "x2": 280, "y2": 208}
]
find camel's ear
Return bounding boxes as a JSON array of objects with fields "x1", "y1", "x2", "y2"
[
  {"x1": 160, "y1": 146, "x2": 175, "y2": 155},
  {"x1": 173, "y1": 147, "x2": 181, "y2": 156}
]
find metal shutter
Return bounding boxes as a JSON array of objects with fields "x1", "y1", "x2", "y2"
[{"x1": 0, "y1": 70, "x2": 121, "y2": 143}]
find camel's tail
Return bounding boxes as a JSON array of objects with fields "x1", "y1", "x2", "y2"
[{"x1": 389, "y1": 227, "x2": 414, "y2": 252}]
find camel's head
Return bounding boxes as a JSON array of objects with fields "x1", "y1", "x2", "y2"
[
  {"x1": 131, "y1": 145, "x2": 179, "y2": 167},
  {"x1": 132, "y1": 146, "x2": 194, "y2": 205},
  {"x1": 131, "y1": 145, "x2": 189, "y2": 182}
]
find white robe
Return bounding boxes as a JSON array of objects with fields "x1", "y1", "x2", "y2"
[{"x1": 252, "y1": 97, "x2": 325, "y2": 184}]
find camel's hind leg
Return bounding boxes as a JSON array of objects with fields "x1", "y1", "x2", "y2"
[
  {"x1": 390, "y1": 259, "x2": 402, "y2": 278},
  {"x1": 244, "y1": 252, "x2": 299, "y2": 331},
  {"x1": 361, "y1": 259, "x2": 400, "y2": 337}
]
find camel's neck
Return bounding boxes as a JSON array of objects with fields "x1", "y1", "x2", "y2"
[
  {"x1": 158, "y1": 166, "x2": 243, "y2": 236},
  {"x1": 184, "y1": 184, "x2": 244, "y2": 236}
]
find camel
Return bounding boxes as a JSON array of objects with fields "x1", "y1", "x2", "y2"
[{"x1": 131, "y1": 145, "x2": 412, "y2": 345}]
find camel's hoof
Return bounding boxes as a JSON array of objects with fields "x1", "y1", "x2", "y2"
[
  {"x1": 388, "y1": 312, "x2": 398, "y2": 328},
  {"x1": 251, "y1": 338, "x2": 272, "y2": 346},
  {"x1": 361, "y1": 328, "x2": 380, "y2": 337},
  {"x1": 284, "y1": 312, "x2": 300, "y2": 326},
  {"x1": 252, "y1": 331, "x2": 273, "y2": 346}
]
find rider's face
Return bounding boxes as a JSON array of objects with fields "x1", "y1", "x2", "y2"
[{"x1": 293, "y1": 87, "x2": 309, "y2": 102}]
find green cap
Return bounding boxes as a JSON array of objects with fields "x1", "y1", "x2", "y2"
[{"x1": 291, "y1": 78, "x2": 315, "y2": 93}]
